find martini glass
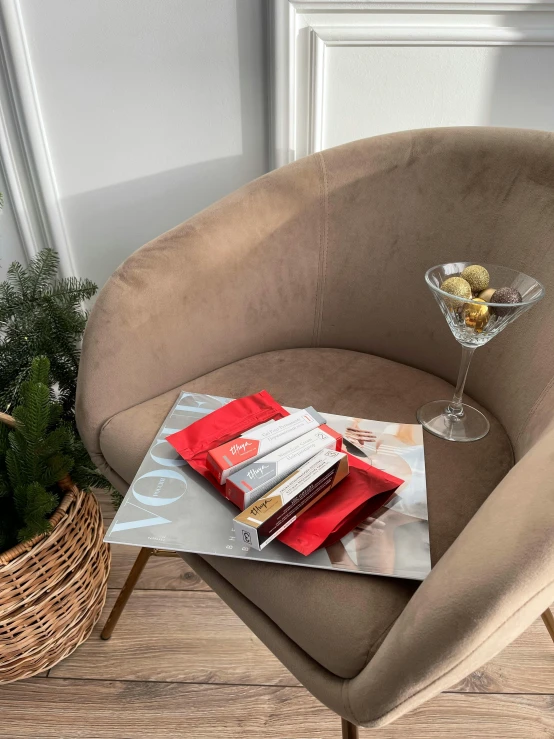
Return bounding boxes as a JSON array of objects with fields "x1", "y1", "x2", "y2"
[{"x1": 417, "y1": 262, "x2": 544, "y2": 442}]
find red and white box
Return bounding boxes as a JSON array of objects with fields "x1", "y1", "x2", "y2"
[
  {"x1": 206, "y1": 406, "x2": 325, "y2": 484},
  {"x1": 225, "y1": 424, "x2": 343, "y2": 509}
]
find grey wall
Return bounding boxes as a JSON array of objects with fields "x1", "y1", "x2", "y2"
[{"x1": 18, "y1": 0, "x2": 269, "y2": 286}]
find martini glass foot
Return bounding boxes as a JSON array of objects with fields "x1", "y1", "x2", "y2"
[{"x1": 417, "y1": 400, "x2": 490, "y2": 442}]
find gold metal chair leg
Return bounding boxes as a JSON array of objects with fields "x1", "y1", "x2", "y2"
[
  {"x1": 542, "y1": 608, "x2": 554, "y2": 645},
  {"x1": 100, "y1": 546, "x2": 153, "y2": 640},
  {"x1": 341, "y1": 718, "x2": 359, "y2": 738}
]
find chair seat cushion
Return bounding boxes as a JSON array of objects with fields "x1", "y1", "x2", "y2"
[{"x1": 100, "y1": 348, "x2": 513, "y2": 678}]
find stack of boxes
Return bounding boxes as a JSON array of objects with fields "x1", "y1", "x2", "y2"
[{"x1": 206, "y1": 408, "x2": 349, "y2": 550}]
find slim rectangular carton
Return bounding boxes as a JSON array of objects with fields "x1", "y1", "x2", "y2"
[
  {"x1": 206, "y1": 406, "x2": 325, "y2": 483},
  {"x1": 225, "y1": 424, "x2": 342, "y2": 509},
  {"x1": 233, "y1": 449, "x2": 349, "y2": 550}
]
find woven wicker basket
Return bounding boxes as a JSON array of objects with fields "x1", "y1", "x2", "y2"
[{"x1": 0, "y1": 412, "x2": 111, "y2": 683}]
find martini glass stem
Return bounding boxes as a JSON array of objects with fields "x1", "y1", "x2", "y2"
[{"x1": 446, "y1": 345, "x2": 476, "y2": 418}]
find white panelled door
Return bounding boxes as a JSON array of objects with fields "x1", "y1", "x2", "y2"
[{"x1": 271, "y1": 0, "x2": 554, "y2": 167}]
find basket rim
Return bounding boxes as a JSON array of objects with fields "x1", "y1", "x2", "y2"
[
  {"x1": 0, "y1": 490, "x2": 103, "y2": 618},
  {"x1": 0, "y1": 476, "x2": 79, "y2": 567}
]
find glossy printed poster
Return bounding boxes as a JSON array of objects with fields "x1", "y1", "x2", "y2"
[{"x1": 105, "y1": 393, "x2": 431, "y2": 580}]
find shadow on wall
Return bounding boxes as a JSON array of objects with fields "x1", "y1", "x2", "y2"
[
  {"x1": 486, "y1": 2, "x2": 554, "y2": 129},
  {"x1": 62, "y1": 154, "x2": 262, "y2": 289},
  {"x1": 62, "y1": 0, "x2": 268, "y2": 288}
]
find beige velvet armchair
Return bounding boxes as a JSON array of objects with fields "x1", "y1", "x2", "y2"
[{"x1": 76, "y1": 127, "x2": 554, "y2": 735}]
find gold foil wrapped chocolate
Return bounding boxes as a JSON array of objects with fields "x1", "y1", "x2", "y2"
[
  {"x1": 478, "y1": 287, "x2": 496, "y2": 302},
  {"x1": 464, "y1": 298, "x2": 489, "y2": 332}
]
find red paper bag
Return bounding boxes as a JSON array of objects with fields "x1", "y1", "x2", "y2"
[
  {"x1": 277, "y1": 454, "x2": 403, "y2": 556},
  {"x1": 167, "y1": 390, "x2": 288, "y2": 483}
]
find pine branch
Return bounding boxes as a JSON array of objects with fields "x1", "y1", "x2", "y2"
[
  {"x1": 111, "y1": 488, "x2": 124, "y2": 509},
  {"x1": 0, "y1": 423, "x2": 8, "y2": 455},
  {"x1": 0, "y1": 252, "x2": 98, "y2": 416},
  {"x1": 43, "y1": 277, "x2": 97, "y2": 303},
  {"x1": 14, "y1": 482, "x2": 57, "y2": 542},
  {"x1": 29, "y1": 355, "x2": 50, "y2": 385},
  {"x1": 6, "y1": 262, "x2": 30, "y2": 299},
  {"x1": 27, "y1": 249, "x2": 60, "y2": 298},
  {"x1": 5, "y1": 446, "x2": 25, "y2": 490},
  {"x1": 0, "y1": 282, "x2": 24, "y2": 322},
  {"x1": 0, "y1": 472, "x2": 10, "y2": 499}
]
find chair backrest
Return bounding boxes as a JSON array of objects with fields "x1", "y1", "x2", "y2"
[{"x1": 78, "y1": 128, "x2": 554, "y2": 470}]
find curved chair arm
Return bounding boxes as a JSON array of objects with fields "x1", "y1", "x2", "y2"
[
  {"x1": 76, "y1": 154, "x2": 325, "y2": 467},
  {"x1": 347, "y1": 425, "x2": 554, "y2": 727}
]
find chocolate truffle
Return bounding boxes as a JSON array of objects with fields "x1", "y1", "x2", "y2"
[
  {"x1": 461, "y1": 265, "x2": 490, "y2": 293},
  {"x1": 491, "y1": 286, "x2": 522, "y2": 316},
  {"x1": 440, "y1": 276, "x2": 472, "y2": 306}
]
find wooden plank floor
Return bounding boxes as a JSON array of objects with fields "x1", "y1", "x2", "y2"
[{"x1": 1, "y1": 492, "x2": 553, "y2": 739}]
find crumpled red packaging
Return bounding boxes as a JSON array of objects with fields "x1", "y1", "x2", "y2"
[
  {"x1": 277, "y1": 454, "x2": 403, "y2": 555},
  {"x1": 167, "y1": 390, "x2": 289, "y2": 484}
]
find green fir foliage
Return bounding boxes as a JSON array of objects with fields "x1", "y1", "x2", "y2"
[
  {"x1": 0, "y1": 357, "x2": 71, "y2": 550},
  {"x1": 0, "y1": 249, "x2": 121, "y2": 552},
  {"x1": 0, "y1": 248, "x2": 96, "y2": 417}
]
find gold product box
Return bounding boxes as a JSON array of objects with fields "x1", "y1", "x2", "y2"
[{"x1": 233, "y1": 450, "x2": 349, "y2": 551}]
